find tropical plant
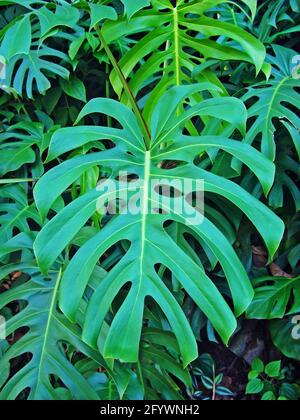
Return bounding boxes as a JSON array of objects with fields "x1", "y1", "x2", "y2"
[
  {"x1": 0, "y1": 0, "x2": 299, "y2": 401},
  {"x1": 246, "y1": 358, "x2": 300, "y2": 400}
]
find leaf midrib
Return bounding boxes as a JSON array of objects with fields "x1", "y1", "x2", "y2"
[
  {"x1": 33, "y1": 270, "x2": 62, "y2": 397},
  {"x1": 264, "y1": 76, "x2": 290, "y2": 136}
]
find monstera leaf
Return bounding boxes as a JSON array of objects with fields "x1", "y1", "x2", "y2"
[
  {"x1": 0, "y1": 234, "x2": 186, "y2": 399},
  {"x1": 269, "y1": 152, "x2": 300, "y2": 212},
  {"x1": 247, "y1": 275, "x2": 300, "y2": 319},
  {"x1": 0, "y1": 235, "x2": 137, "y2": 400},
  {"x1": 0, "y1": 122, "x2": 44, "y2": 177},
  {"x1": 242, "y1": 45, "x2": 300, "y2": 161},
  {"x1": 0, "y1": 183, "x2": 40, "y2": 243},
  {"x1": 270, "y1": 316, "x2": 300, "y2": 362},
  {"x1": 0, "y1": 3, "x2": 81, "y2": 98},
  {"x1": 101, "y1": 0, "x2": 265, "y2": 114},
  {"x1": 139, "y1": 328, "x2": 192, "y2": 400},
  {"x1": 0, "y1": 270, "x2": 107, "y2": 400},
  {"x1": 33, "y1": 85, "x2": 284, "y2": 366}
]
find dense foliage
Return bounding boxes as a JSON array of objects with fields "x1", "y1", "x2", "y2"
[{"x1": 0, "y1": 0, "x2": 299, "y2": 400}]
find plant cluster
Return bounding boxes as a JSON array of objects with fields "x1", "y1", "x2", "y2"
[
  {"x1": 0, "y1": 0, "x2": 299, "y2": 400},
  {"x1": 246, "y1": 358, "x2": 300, "y2": 400}
]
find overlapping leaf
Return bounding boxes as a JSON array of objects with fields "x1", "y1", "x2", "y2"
[
  {"x1": 102, "y1": 0, "x2": 265, "y2": 116},
  {"x1": 247, "y1": 275, "x2": 300, "y2": 319}
]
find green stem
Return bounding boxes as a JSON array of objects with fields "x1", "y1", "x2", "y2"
[
  {"x1": 95, "y1": 26, "x2": 152, "y2": 150},
  {"x1": 105, "y1": 62, "x2": 112, "y2": 128},
  {"x1": 0, "y1": 178, "x2": 35, "y2": 184},
  {"x1": 212, "y1": 364, "x2": 216, "y2": 401},
  {"x1": 173, "y1": 7, "x2": 181, "y2": 87}
]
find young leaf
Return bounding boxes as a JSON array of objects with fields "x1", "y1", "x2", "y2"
[{"x1": 89, "y1": 4, "x2": 117, "y2": 28}]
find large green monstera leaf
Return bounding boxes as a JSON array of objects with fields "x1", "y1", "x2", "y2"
[
  {"x1": 33, "y1": 84, "x2": 284, "y2": 366},
  {"x1": 102, "y1": 0, "x2": 266, "y2": 113},
  {"x1": 0, "y1": 1, "x2": 81, "y2": 98}
]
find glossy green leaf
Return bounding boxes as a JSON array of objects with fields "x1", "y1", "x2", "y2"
[
  {"x1": 0, "y1": 271, "x2": 103, "y2": 400},
  {"x1": 270, "y1": 317, "x2": 300, "y2": 362},
  {"x1": 242, "y1": 46, "x2": 300, "y2": 161},
  {"x1": 34, "y1": 89, "x2": 284, "y2": 366},
  {"x1": 120, "y1": 0, "x2": 151, "y2": 18},
  {"x1": 247, "y1": 275, "x2": 300, "y2": 319},
  {"x1": 0, "y1": 15, "x2": 31, "y2": 60},
  {"x1": 60, "y1": 76, "x2": 87, "y2": 102},
  {"x1": 89, "y1": 4, "x2": 117, "y2": 28},
  {"x1": 246, "y1": 379, "x2": 264, "y2": 395},
  {"x1": 265, "y1": 361, "x2": 281, "y2": 378}
]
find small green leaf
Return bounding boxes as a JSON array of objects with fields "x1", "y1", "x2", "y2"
[
  {"x1": 37, "y1": 5, "x2": 80, "y2": 37},
  {"x1": 265, "y1": 361, "x2": 281, "y2": 378},
  {"x1": 246, "y1": 379, "x2": 264, "y2": 395},
  {"x1": 215, "y1": 373, "x2": 223, "y2": 385},
  {"x1": 262, "y1": 391, "x2": 276, "y2": 401},
  {"x1": 61, "y1": 76, "x2": 87, "y2": 102},
  {"x1": 68, "y1": 35, "x2": 85, "y2": 60},
  {"x1": 86, "y1": 33, "x2": 100, "y2": 51},
  {"x1": 216, "y1": 386, "x2": 235, "y2": 397}
]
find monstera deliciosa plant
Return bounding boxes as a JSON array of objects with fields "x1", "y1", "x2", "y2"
[{"x1": 0, "y1": 0, "x2": 299, "y2": 401}]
